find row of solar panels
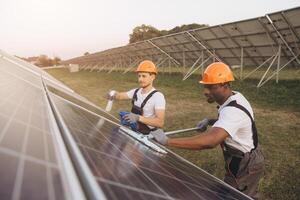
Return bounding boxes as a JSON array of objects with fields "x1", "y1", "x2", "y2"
[
  {"x1": 0, "y1": 50, "x2": 252, "y2": 199},
  {"x1": 63, "y1": 7, "x2": 300, "y2": 69}
]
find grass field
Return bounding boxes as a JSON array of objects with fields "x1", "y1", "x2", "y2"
[{"x1": 47, "y1": 67, "x2": 300, "y2": 200}]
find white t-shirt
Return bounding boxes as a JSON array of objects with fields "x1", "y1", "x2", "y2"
[
  {"x1": 212, "y1": 91, "x2": 255, "y2": 153},
  {"x1": 126, "y1": 88, "x2": 166, "y2": 128}
]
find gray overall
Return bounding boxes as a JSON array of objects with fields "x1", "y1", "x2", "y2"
[{"x1": 221, "y1": 100, "x2": 265, "y2": 199}]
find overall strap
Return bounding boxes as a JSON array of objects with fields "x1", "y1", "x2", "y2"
[
  {"x1": 225, "y1": 100, "x2": 258, "y2": 150},
  {"x1": 131, "y1": 88, "x2": 140, "y2": 105}
]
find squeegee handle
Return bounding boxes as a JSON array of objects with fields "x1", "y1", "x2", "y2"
[
  {"x1": 148, "y1": 127, "x2": 200, "y2": 139},
  {"x1": 165, "y1": 127, "x2": 200, "y2": 136}
]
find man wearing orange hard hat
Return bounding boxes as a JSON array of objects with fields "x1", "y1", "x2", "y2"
[
  {"x1": 151, "y1": 62, "x2": 264, "y2": 199},
  {"x1": 107, "y1": 60, "x2": 166, "y2": 135}
]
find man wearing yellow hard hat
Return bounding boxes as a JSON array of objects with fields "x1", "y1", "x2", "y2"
[
  {"x1": 107, "y1": 60, "x2": 166, "y2": 134},
  {"x1": 151, "y1": 62, "x2": 264, "y2": 199}
]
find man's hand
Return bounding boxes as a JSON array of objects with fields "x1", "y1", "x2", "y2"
[
  {"x1": 196, "y1": 118, "x2": 209, "y2": 132},
  {"x1": 124, "y1": 113, "x2": 140, "y2": 123},
  {"x1": 150, "y1": 129, "x2": 169, "y2": 145},
  {"x1": 106, "y1": 90, "x2": 116, "y2": 100}
]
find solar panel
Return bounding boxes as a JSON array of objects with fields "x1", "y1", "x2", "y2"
[
  {"x1": 62, "y1": 6, "x2": 300, "y2": 84},
  {"x1": 48, "y1": 89, "x2": 251, "y2": 200},
  {"x1": 0, "y1": 58, "x2": 67, "y2": 200}
]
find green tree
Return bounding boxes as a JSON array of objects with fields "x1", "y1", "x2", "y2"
[
  {"x1": 38, "y1": 55, "x2": 51, "y2": 67},
  {"x1": 129, "y1": 24, "x2": 162, "y2": 43},
  {"x1": 129, "y1": 23, "x2": 209, "y2": 43}
]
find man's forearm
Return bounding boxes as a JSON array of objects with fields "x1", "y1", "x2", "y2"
[
  {"x1": 115, "y1": 92, "x2": 130, "y2": 100},
  {"x1": 139, "y1": 116, "x2": 164, "y2": 128},
  {"x1": 167, "y1": 134, "x2": 214, "y2": 150}
]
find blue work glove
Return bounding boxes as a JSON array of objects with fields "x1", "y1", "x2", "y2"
[
  {"x1": 124, "y1": 113, "x2": 140, "y2": 123},
  {"x1": 196, "y1": 118, "x2": 209, "y2": 132},
  {"x1": 150, "y1": 129, "x2": 169, "y2": 145}
]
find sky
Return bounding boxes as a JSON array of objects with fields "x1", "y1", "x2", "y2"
[{"x1": 0, "y1": 0, "x2": 299, "y2": 60}]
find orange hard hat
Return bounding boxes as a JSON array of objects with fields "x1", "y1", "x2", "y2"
[
  {"x1": 199, "y1": 62, "x2": 234, "y2": 84},
  {"x1": 136, "y1": 60, "x2": 158, "y2": 74}
]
